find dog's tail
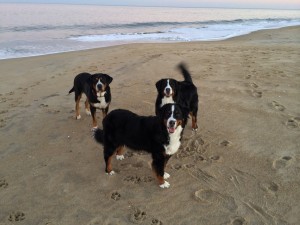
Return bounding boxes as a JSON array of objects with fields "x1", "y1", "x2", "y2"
[
  {"x1": 178, "y1": 63, "x2": 193, "y2": 83},
  {"x1": 93, "y1": 128, "x2": 104, "y2": 144},
  {"x1": 68, "y1": 87, "x2": 75, "y2": 94}
]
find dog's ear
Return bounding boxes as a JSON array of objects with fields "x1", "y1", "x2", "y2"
[
  {"x1": 155, "y1": 79, "x2": 163, "y2": 92},
  {"x1": 103, "y1": 74, "x2": 113, "y2": 84}
]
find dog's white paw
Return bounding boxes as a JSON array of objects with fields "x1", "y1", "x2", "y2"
[
  {"x1": 85, "y1": 110, "x2": 91, "y2": 116},
  {"x1": 159, "y1": 181, "x2": 170, "y2": 189},
  {"x1": 106, "y1": 171, "x2": 115, "y2": 175},
  {"x1": 116, "y1": 155, "x2": 125, "y2": 160},
  {"x1": 76, "y1": 115, "x2": 81, "y2": 120},
  {"x1": 163, "y1": 172, "x2": 170, "y2": 179},
  {"x1": 91, "y1": 126, "x2": 98, "y2": 131}
]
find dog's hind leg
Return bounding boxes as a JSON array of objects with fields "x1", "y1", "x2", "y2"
[
  {"x1": 75, "y1": 93, "x2": 82, "y2": 119},
  {"x1": 85, "y1": 98, "x2": 91, "y2": 116},
  {"x1": 116, "y1": 145, "x2": 125, "y2": 160},
  {"x1": 190, "y1": 111, "x2": 198, "y2": 131},
  {"x1": 104, "y1": 145, "x2": 117, "y2": 175}
]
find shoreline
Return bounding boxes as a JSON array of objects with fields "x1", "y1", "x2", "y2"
[
  {"x1": 1, "y1": 25, "x2": 299, "y2": 61},
  {"x1": 0, "y1": 25, "x2": 299, "y2": 224}
]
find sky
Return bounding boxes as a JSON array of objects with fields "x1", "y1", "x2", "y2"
[{"x1": 0, "y1": 0, "x2": 300, "y2": 10}]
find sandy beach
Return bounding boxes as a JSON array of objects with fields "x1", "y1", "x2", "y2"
[{"x1": 0, "y1": 26, "x2": 299, "y2": 225}]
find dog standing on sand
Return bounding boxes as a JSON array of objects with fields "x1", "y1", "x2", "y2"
[
  {"x1": 69, "y1": 72, "x2": 113, "y2": 129},
  {"x1": 155, "y1": 63, "x2": 199, "y2": 131}
]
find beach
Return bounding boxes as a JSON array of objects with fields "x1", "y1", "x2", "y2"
[{"x1": 0, "y1": 25, "x2": 299, "y2": 224}]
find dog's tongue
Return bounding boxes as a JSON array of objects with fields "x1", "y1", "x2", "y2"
[{"x1": 168, "y1": 127, "x2": 175, "y2": 133}]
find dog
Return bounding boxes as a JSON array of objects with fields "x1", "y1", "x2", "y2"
[
  {"x1": 69, "y1": 72, "x2": 113, "y2": 129},
  {"x1": 93, "y1": 103, "x2": 188, "y2": 188},
  {"x1": 155, "y1": 63, "x2": 198, "y2": 131}
]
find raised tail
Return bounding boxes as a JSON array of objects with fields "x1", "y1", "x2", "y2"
[
  {"x1": 178, "y1": 63, "x2": 193, "y2": 83},
  {"x1": 93, "y1": 128, "x2": 104, "y2": 144}
]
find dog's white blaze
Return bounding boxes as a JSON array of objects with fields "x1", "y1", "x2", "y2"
[
  {"x1": 92, "y1": 91, "x2": 108, "y2": 109},
  {"x1": 164, "y1": 79, "x2": 173, "y2": 94},
  {"x1": 164, "y1": 105, "x2": 183, "y2": 155},
  {"x1": 96, "y1": 80, "x2": 104, "y2": 92}
]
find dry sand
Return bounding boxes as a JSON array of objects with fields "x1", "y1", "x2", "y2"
[{"x1": 0, "y1": 26, "x2": 300, "y2": 225}]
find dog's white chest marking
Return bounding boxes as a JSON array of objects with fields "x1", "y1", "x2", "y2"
[
  {"x1": 160, "y1": 96, "x2": 174, "y2": 107},
  {"x1": 92, "y1": 92, "x2": 108, "y2": 109},
  {"x1": 164, "y1": 125, "x2": 183, "y2": 155}
]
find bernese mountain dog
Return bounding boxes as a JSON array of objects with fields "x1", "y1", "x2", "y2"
[
  {"x1": 69, "y1": 72, "x2": 113, "y2": 129},
  {"x1": 93, "y1": 103, "x2": 188, "y2": 188},
  {"x1": 155, "y1": 63, "x2": 199, "y2": 131}
]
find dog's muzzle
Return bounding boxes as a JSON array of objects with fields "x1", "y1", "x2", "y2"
[{"x1": 167, "y1": 120, "x2": 176, "y2": 133}]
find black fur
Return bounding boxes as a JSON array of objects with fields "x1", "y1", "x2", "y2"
[
  {"x1": 155, "y1": 63, "x2": 199, "y2": 130},
  {"x1": 94, "y1": 103, "x2": 187, "y2": 188},
  {"x1": 69, "y1": 72, "x2": 113, "y2": 128}
]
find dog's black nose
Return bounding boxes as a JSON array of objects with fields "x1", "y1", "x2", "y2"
[
  {"x1": 165, "y1": 88, "x2": 171, "y2": 94},
  {"x1": 97, "y1": 84, "x2": 102, "y2": 90},
  {"x1": 169, "y1": 120, "x2": 176, "y2": 127}
]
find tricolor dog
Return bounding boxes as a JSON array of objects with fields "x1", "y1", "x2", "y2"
[
  {"x1": 69, "y1": 72, "x2": 113, "y2": 129},
  {"x1": 93, "y1": 103, "x2": 188, "y2": 188},
  {"x1": 155, "y1": 63, "x2": 199, "y2": 131}
]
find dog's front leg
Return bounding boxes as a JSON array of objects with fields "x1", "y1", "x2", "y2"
[
  {"x1": 90, "y1": 106, "x2": 97, "y2": 129},
  {"x1": 152, "y1": 153, "x2": 170, "y2": 188}
]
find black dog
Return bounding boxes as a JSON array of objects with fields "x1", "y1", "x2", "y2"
[
  {"x1": 94, "y1": 103, "x2": 188, "y2": 188},
  {"x1": 69, "y1": 72, "x2": 113, "y2": 129},
  {"x1": 155, "y1": 63, "x2": 198, "y2": 131}
]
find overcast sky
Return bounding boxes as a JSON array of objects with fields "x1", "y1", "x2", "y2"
[{"x1": 1, "y1": 0, "x2": 300, "y2": 9}]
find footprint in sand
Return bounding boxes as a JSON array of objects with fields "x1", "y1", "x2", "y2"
[
  {"x1": 194, "y1": 189, "x2": 237, "y2": 211},
  {"x1": 220, "y1": 140, "x2": 231, "y2": 147},
  {"x1": 111, "y1": 191, "x2": 121, "y2": 201},
  {"x1": 245, "y1": 74, "x2": 252, "y2": 79},
  {"x1": 285, "y1": 117, "x2": 300, "y2": 129},
  {"x1": 248, "y1": 82, "x2": 258, "y2": 88},
  {"x1": 130, "y1": 208, "x2": 147, "y2": 224},
  {"x1": 8, "y1": 211, "x2": 25, "y2": 222},
  {"x1": 273, "y1": 156, "x2": 294, "y2": 169},
  {"x1": 151, "y1": 218, "x2": 163, "y2": 225},
  {"x1": 251, "y1": 90, "x2": 262, "y2": 98},
  {"x1": 0, "y1": 179, "x2": 8, "y2": 189},
  {"x1": 210, "y1": 155, "x2": 222, "y2": 161},
  {"x1": 171, "y1": 164, "x2": 183, "y2": 170},
  {"x1": 271, "y1": 101, "x2": 285, "y2": 111},
  {"x1": 230, "y1": 217, "x2": 246, "y2": 225},
  {"x1": 123, "y1": 175, "x2": 154, "y2": 184},
  {"x1": 260, "y1": 181, "x2": 279, "y2": 194}
]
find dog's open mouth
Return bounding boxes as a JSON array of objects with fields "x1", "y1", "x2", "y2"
[{"x1": 167, "y1": 126, "x2": 176, "y2": 133}]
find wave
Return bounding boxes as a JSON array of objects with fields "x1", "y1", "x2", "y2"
[
  {"x1": 68, "y1": 18, "x2": 300, "y2": 42},
  {"x1": 1, "y1": 18, "x2": 299, "y2": 33}
]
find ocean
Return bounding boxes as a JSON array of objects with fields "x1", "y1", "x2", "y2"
[{"x1": 0, "y1": 3, "x2": 299, "y2": 60}]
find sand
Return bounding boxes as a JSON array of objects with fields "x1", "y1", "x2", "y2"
[{"x1": 0, "y1": 26, "x2": 299, "y2": 225}]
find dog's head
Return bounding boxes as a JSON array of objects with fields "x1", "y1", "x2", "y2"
[
  {"x1": 90, "y1": 73, "x2": 113, "y2": 93},
  {"x1": 159, "y1": 103, "x2": 188, "y2": 134},
  {"x1": 155, "y1": 78, "x2": 178, "y2": 98}
]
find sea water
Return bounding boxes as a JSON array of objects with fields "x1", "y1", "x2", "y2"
[{"x1": 0, "y1": 3, "x2": 299, "y2": 59}]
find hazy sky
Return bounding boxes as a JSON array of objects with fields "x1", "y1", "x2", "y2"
[{"x1": 1, "y1": 0, "x2": 300, "y2": 9}]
